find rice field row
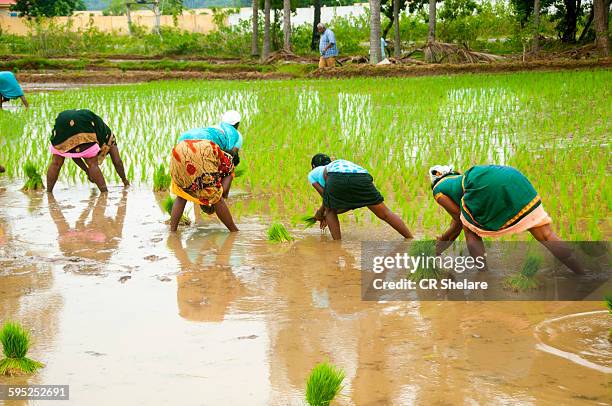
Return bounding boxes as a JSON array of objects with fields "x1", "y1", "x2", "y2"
[{"x1": 0, "y1": 69, "x2": 610, "y2": 240}]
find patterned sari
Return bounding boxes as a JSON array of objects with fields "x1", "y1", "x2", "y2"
[{"x1": 170, "y1": 140, "x2": 234, "y2": 206}]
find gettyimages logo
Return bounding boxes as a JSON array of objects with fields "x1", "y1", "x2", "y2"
[{"x1": 361, "y1": 241, "x2": 610, "y2": 301}]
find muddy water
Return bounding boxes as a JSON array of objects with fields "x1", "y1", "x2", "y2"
[{"x1": 0, "y1": 181, "x2": 610, "y2": 405}]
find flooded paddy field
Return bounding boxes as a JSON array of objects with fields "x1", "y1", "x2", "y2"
[{"x1": 0, "y1": 70, "x2": 610, "y2": 404}]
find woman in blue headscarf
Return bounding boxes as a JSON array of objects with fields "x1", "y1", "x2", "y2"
[
  {"x1": 178, "y1": 110, "x2": 243, "y2": 206},
  {"x1": 0, "y1": 71, "x2": 29, "y2": 109}
]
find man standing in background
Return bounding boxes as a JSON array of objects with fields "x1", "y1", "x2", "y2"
[{"x1": 317, "y1": 23, "x2": 338, "y2": 68}]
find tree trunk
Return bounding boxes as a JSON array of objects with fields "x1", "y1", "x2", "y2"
[
  {"x1": 283, "y1": 0, "x2": 291, "y2": 52},
  {"x1": 593, "y1": 0, "x2": 610, "y2": 56},
  {"x1": 393, "y1": 0, "x2": 401, "y2": 57},
  {"x1": 370, "y1": 0, "x2": 382, "y2": 64},
  {"x1": 561, "y1": 0, "x2": 578, "y2": 43},
  {"x1": 263, "y1": 0, "x2": 271, "y2": 58},
  {"x1": 311, "y1": 0, "x2": 321, "y2": 51},
  {"x1": 251, "y1": 0, "x2": 259, "y2": 56},
  {"x1": 427, "y1": 0, "x2": 436, "y2": 44},
  {"x1": 533, "y1": 0, "x2": 540, "y2": 54}
]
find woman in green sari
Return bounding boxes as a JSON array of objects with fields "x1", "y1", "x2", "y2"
[
  {"x1": 46, "y1": 109, "x2": 130, "y2": 193},
  {"x1": 431, "y1": 164, "x2": 583, "y2": 274}
]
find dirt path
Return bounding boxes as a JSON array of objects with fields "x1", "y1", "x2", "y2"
[{"x1": 15, "y1": 58, "x2": 611, "y2": 84}]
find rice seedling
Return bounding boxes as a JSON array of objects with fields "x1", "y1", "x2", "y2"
[
  {"x1": 407, "y1": 240, "x2": 444, "y2": 282},
  {"x1": 0, "y1": 71, "x2": 607, "y2": 241},
  {"x1": 21, "y1": 161, "x2": 44, "y2": 191},
  {"x1": 161, "y1": 195, "x2": 191, "y2": 226},
  {"x1": 305, "y1": 361, "x2": 345, "y2": 406},
  {"x1": 301, "y1": 215, "x2": 317, "y2": 229},
  {"x1": 606, "y1": 294, "x2": 612, "y2": 343},
  {"x1": 0, "y1": 321, "x2": 44, "y2": 376},
  {"x1": 153, "y1": 164, "x2": 171, "y2": 192},
  {"x1": 234, "y1": 167, "x2": 246, "y2": 178},
  {"x1": 505, "y1": 255, "x2": 542, "y2": 292},
  {"x1": 267, "y1": 223, "x2": 293, "y2": 242}
]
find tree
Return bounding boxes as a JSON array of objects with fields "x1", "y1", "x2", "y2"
[
  {"x1": 283, "y1": 0, "x2": 291, "y2": 51},
  {"x1": 427, "y1": 0, "x2": 436, "y2": 43},
  {"x1": 511, "y1": 0, "x2": 588, "y2": 43},
  {"x1": 263, "y1": 0, "x2": 271, "y2": 58},
  {"x1": 11, "y1": 0, "x2": 85, "y2": 17},
  {"x1": 593, "y1": 0, "x2": 610, "y2": 56},
  {"x1": 370, "y1": 0, "x2": 382, "y2": 63},
  {"x1": 311, "y1": 0, "x2": 322, "y2": 51},
  {"x1": 533, "y1": 0, "x2": 541, "y2": 53},
  {"x1": 252, "y1": 0, "x2": 259, "y2": 56},
  {"x1": 393, "y1": 0, "x2": 401, "y2": 57}
]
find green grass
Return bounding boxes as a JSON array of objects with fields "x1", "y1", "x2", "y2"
[
  {"x1": 605, "y1": 293, "x2": 612, "y2": 313},
  {"x1": 0, "y1": 322, "x2": 44, "y2": 376},
  {"x1": 21, "y1": 162, "x2": 44, "y2": 191},
  {"x1": 505, "y1": 255, "x2": 542, "y2": 292},
  {"x1": 305, "y1": 361, "x2": 345, "y2": 406},
  {"x1": 267, "y1": 223, "x2": 293, "y2": 242},
  {"x1": 0, "y1": 70, "x2": 609, "y2": 239},
  {"x1": 153, "y1": 164, "x2": 171, "y2": 192}
]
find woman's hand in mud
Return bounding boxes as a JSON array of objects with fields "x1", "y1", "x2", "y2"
[{"x1": 319, "y1": 218, "x2": 328, "y2": 230}]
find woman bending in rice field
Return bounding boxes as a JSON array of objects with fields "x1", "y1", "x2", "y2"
[
  {"x1": 430, "y1": 164, "x2": 584, "y2": 274},
  {"x1": 168, "y1": 139, "x2": 238, "y2": 233},
  {"x1": 46, "y1": 109, "x2": 130, "y2": 193},
  {"x1": 308, "y1": 153, "x2": 413, "y2": 240}
]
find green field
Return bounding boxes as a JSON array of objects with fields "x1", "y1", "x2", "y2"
[{"x1": 0, "y1": 69, "x2": 610, "y2": 239}]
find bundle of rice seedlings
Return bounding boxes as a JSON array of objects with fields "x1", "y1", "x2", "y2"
[
  {"x1": 505, "y1": 255, "x2": 542, "y2": 292},
  {"x1": 153, "y1": 164, "x2": 171, "y2": 192},
  {"x1": 21, "y1": 162, "x2": 44, "y2": 191},
  {"x1": 267, "y1": 223, "x2": 293, "y2": 242},
  {"x1": 407, "y1": 240, "x2": 443, "y2": 282},
  {"x1": 301, "y1": 215, "x2": 317, "y2": 229},
  {"x1": 305, "y1": 362, "x2": 345, "y2": 406},
  {"x1": 0, "y1": 321, "x2": 44, "y2": 376},
  {"x1": 162, "y1": 195, "x2": 191, "y2": 226},
  {"x1": 234, "y1": 167, "x2": 246, "y2": 178}
]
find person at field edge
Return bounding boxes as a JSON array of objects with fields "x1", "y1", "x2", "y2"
[
  {"x1": 46, "y1": 109, "x2": 130, "y2": 193},
  {"x1": 430, "y1": 164, "x2": 584, "y2": 274},
  {"x1": 308, "y1": 153, "x2": 413, "y2": 240},
  {"x1": 178, "y1": 110, "x2": 242, "y2": 212},
  {"x1": 317, "y1": 23, "x2": 338, "y2": 68},
  {"x1": 0, "y1": 71, "x2": 29, "y2": 109},
  {"x1": 168, "y1": 139, "x2": 238, "y2": 233}
]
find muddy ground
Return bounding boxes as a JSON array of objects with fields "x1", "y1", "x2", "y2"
[
  {"x1": 14, "y1": 58, "x2": 612, "y2": 84},
  {"x1": 0, "y1": 181, "x2": 610, "y2": 405}
]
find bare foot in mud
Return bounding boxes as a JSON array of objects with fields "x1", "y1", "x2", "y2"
[{"x1": 0, "y1": 165, "x2": 5, "y2": 173}]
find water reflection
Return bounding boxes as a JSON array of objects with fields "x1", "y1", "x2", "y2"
[
  {"x1": 47, "y1": 191, "x2": 127, "y2": 272},
  {"x1": 168, "y1": 232, "x2": 246, "y2": 322}
]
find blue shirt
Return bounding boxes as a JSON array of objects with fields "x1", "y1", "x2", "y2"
[
  {"x1": 178, "y1": 122, "x2": 243, "y2": 151},
  {"x1": 326, "y1": 159, "x2": 368, "y2": 174},
  {"x1": 308, "y1": 166, "x2": 326, "y2": 187},
  {"x1": 381, "y1": 38, "x2": 387, "y2": 58},
  {"x1": 0, "y1": 71, "x2": 24, "y2": 99},
  {"x1": 319, "y1": 29, "x2": 338, "y2": 58}
]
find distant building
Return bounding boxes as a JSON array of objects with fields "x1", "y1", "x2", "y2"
[{"x1": 0, "y1": 0, "x2": 17, "y2": 16}]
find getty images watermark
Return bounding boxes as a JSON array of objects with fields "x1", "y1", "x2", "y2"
[{"x1": 361, "y1": 241, "x2": 610, "y2": 301}]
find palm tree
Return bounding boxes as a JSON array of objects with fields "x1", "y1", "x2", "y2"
[
  {"x1": 251, "y1": 0, "x2": 259, "y2": 56},
  {"x1": 283, "y1": 0, "x2": 291, "y2": 52},
  {"x1": 393, "y1": 0, "x2": 401, "y2": 57},
  {"x1": 427, "y1": 0, "x2": 436, "y2": 44},
  {"x1": 263, "y1": 0, "x2": 271, "y2": 59},
  {"x1": 370, "y1": 0, "x2": 382, "y2": 64}
]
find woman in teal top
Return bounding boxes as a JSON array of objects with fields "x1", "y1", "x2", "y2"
[
  {"x1": 430, "y1": 164, "x2": 583, "y2": 274},
  {"x1": 308, "y1": 153, "x2": 413, "y2": 240},
  {"x1": 0, "y1": 71, "x2": 29, "y2": 109}
]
